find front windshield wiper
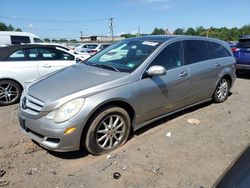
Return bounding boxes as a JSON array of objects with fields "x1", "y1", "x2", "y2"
[{"x1": 85, "y1": 62, "x2": 120, "y2": 72}]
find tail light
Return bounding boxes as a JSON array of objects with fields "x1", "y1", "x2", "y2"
[
  {"x1": 89, "y1": 50, "x2": 97, "y2": 53},
  {"x1": 231, "y1": 47, "x2": 240, "y2": 52}
]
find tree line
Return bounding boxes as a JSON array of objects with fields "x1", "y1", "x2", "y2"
[
  {"x1": 0, "y1": 22, "x2": 22, "y2": 32},
  {"x1": 121, "y1": 25, "x2": 250, "y2": 41},
  {"x1": 1, "y1": 20, "x2": 250, "y2": 42}
]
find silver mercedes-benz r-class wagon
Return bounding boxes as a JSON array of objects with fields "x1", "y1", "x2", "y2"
[{"x1": 18, "y1": 35, "x2": 236, "y2": 155}]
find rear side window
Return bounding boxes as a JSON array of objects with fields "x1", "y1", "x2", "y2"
[
  {"x1": 39, "y1": 48, "x2": 74, "y2": 61},
  {"x1": 7, "y1": 48, "x2": 39, "y2": 61},
  {"x1": 7, "y1": 48, "x2": 74, "y2": 61},
  {"x1": 208, "y1": 42, "x2": 231, "y2": 58},
  {"x1": 8, "y1": 50, "x2": 26, "y2": 61},
  {"x1": 236, "y1": 39, "x2": 250, "y2": 48},
  {"x1": 184, "y1": 40, "x2": 209, "y2": 64},
  {"x1": 150, "y1": 41, "x2": 185, "y2": 70},
  {"x1": 11, "y1": 36, "x2": 31, "y2": 44},
  {"x1": 83, "y1": 44, "x2": 98, "y2": 49}
]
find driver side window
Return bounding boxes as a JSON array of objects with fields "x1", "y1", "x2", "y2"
[{"x1": 151, "y1": 41, "x2": 185, "y2": 70}]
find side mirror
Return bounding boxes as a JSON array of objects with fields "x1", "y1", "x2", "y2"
[{"x1": 147, "y1": 65, "x2": 166, "y2": 77}]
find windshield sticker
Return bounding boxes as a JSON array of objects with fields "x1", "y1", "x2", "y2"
[
  {"x1": 142, "y1": 41, "x2": 158, "y2": 46},
  {"x1": 127, "y1": 63, "x2": 135, "y2": 68}
]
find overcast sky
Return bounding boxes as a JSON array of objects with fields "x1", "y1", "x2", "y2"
[{"x1": 0, "y1": 0, "x2": 249, "y2": 39}]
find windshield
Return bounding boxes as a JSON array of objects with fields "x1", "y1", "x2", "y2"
[{"x1": 85, "y1": 40, "x2": 161, "y2": 72}]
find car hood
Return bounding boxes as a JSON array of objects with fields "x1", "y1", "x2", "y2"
[{"x1": 28, "y1": 64, "x2": 130, "y2": 106}]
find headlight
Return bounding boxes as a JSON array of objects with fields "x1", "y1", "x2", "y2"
[{"x1": 46, "y1": 98, "x2": 84, "y2": 123}]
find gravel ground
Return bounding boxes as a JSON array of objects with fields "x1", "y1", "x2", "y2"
[{"x1": 0, "y1": 74, "x2": 250, "y2": 188}]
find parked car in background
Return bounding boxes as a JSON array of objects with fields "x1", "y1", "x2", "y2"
[
  {"x1": 0, "y1": 31, "x2": 44, "y2": 47},
  {"x1": 0, "y1": 44, "x2": 78, "y2": 106},
  {"x1": 39, "y1": 43, "x2": 90, "y2": 61},
  {"x1": 18, "y1": 35, "x2": 236, "y2": 156},
  {"x1": 67, "y1": 43, "x2": 81, "y2": 50},
  {"x1": 75, "y1": 43, "x2": 110, "y2": 55},
  {"x1": 232, "y1": 35, "x2": 250, "y2": 73},
  {"x1": 228, "y1": 42, "x2": 236, "y2": 51}
]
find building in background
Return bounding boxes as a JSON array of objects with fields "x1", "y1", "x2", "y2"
[{"x1": 80, "y1": 35, "x2": 124, "y2": 42}]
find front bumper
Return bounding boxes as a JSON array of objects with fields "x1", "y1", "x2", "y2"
[{"x1": 18, "y1": 111, "x2": 84, "y2": 152}]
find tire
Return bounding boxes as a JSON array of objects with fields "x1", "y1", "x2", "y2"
[
  {"x1": 213, "y1": 78, "x2": 230, "y2": 103},
  {"x1": 0, "y1": 80, "x2": 22, "y2": 106},
  {"x1": 84, "y1": 106, "x2": 131, "y2": 155}
]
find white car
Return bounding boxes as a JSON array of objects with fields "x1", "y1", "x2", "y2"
[
  {"x1": 0, "y1": 31, "x2": 44, "y2": 46},
  {"x1": 0, "y1": 44, "x2": 79, "y2": 106},
  {"x1": 75, "y1": 43, "x2": 110, "y2": 55},
  {"x1": 36, "y1": 43, "x2": 91, "y2": 61}
]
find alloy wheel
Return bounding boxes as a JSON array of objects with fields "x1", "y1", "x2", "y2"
[
  {"x1": 216, "y1": 79, "x2": 228, "y2": 101},
  {"x1": 96, "y1": 114, "x2": 126, "y2": 149},
  {"x1": 0, "y1": 82, "x2": 19, "y2": 105}
]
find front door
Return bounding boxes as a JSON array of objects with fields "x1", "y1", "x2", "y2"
[
  {"x1": 137, "y1": 41, "x2": 190, "y2": 124},
  {"x1": 37, "y1": 47, "x2": 76, "y2": 77}
]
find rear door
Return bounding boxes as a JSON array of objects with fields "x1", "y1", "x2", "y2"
[
  {"x1": 37, "y1": 47, "x2": 76, "y2": 77},
  {"x1": 183, "y1": 40, "x2": 220, "y2": 105},
  {"x1": 138, "y1": 41, "x2": 190, "y2": 123},
  {"x1": 3, "y1": 48, "x2": 39, "y2": 85}
]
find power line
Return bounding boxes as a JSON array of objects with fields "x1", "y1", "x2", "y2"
[{"x1": 0, "y1": 15, "x2": 109, "y2": 23}]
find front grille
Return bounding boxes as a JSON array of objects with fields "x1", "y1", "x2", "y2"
[{"x1": 21, "y1": 95, "x2": 45, "y2": 116}]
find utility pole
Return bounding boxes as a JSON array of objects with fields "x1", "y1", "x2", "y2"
[
  {"x1": 80, "y1": 31, "x2": 83, "y2": 43},
  {"x1": 110, "y1": 18, "x2": 114, "y2": 41},
  {"x1": 138, "y1": 26, "x2": 140, "y2": 37}
]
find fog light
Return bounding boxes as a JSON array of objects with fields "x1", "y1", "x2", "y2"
[{"x1": 64, "y1": 127, "x2": 77, "y2": 135}]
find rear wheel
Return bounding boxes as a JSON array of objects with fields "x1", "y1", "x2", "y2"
[
  {"x1": 0, "y1": 80, "x2": 22, "y2": 106},
  {"x1": 213, "y1": 78, "x2": 230, "y2": 103},
  {"x1": 84, "y1": 106, "x2": 131, "y2": 155}
]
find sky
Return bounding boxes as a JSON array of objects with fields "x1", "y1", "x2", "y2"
[{"x1": 0, "y1": 0, "x2": 249, "y2": 39}]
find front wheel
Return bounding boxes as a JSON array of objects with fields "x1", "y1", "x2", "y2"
[
  {"x1": 84, "y1": 106, "x2": 131, "y2": 155},
  {"x1": 213, "y1": 78, "x2": 230, "y2": 103},
  {"x1": 0, "y1": 80, "x2": 22, "y2": 106}
]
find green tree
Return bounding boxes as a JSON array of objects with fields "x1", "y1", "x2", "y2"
[
  {"x1": 7, "y1": 24, "x2": 14, "y2": 31},
  {"x1": 0, "y1": 22, "x2": 8, "y2": 31},
  {"x1": 195, "y1": 26, "x2": 206, "y2": 36},
  {"x1": 151, "y1": 28, "x2": 165, "y2": 35},
  {"x1": 44, "y1": 38, "x2": 51, "y2": 42},
  {"x1": 174, "y1": 28, "x2": 184, "y2": 35},
  {"x1": 185, "y1": 27, "x2": 195, "y2": 35},
  {"x1": 15, "y1": 28, "x2": 22, "y2": 32},
  {"x1": 70, "y1": 39, "x2": 78, "y2": 43},
  {"x1": 120, "y1": 33, "x2": 136, "y2": 38},
  {"x1": 240, "y1": 25, "x2": 250, "y2": 36}
]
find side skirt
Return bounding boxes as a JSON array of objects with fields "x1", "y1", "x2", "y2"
[{"x1": 133, "y1": 98, "x2": 212, "y2": 131}]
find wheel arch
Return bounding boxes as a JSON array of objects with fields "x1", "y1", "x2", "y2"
[
  {"x1": 80, "y1": 99, "x2": 136, "y2": 149},
  {"x1": 221, "y1": 74, "x2": 232, "y2": 88},
  {"x1": 0, "y1": 78, "x2": 24, "y2": 92}
]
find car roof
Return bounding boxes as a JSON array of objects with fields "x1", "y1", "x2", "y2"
[
  {"x1": 0, "y1": 44, "x2": 64, "y2": 61},
  {"x1": 0, "y1": 31, "x2": 39, "y2": 37},
  {"x1": 239, "y1": 35, "x2": 250, "y2": 40},
  {"x1": 124, "y1": 35, "x2": 224, "y2": 43}
]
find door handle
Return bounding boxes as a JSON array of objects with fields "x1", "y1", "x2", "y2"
[
  {"x1": 42, "y1": 64, "x2": 51, "y2": 68},
  {"x1": 215, "y1": 63, "x2": 221, "y2": 67},
  {"x1": 179, "y1": 71, "x2": 188, "y2": 77}
]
